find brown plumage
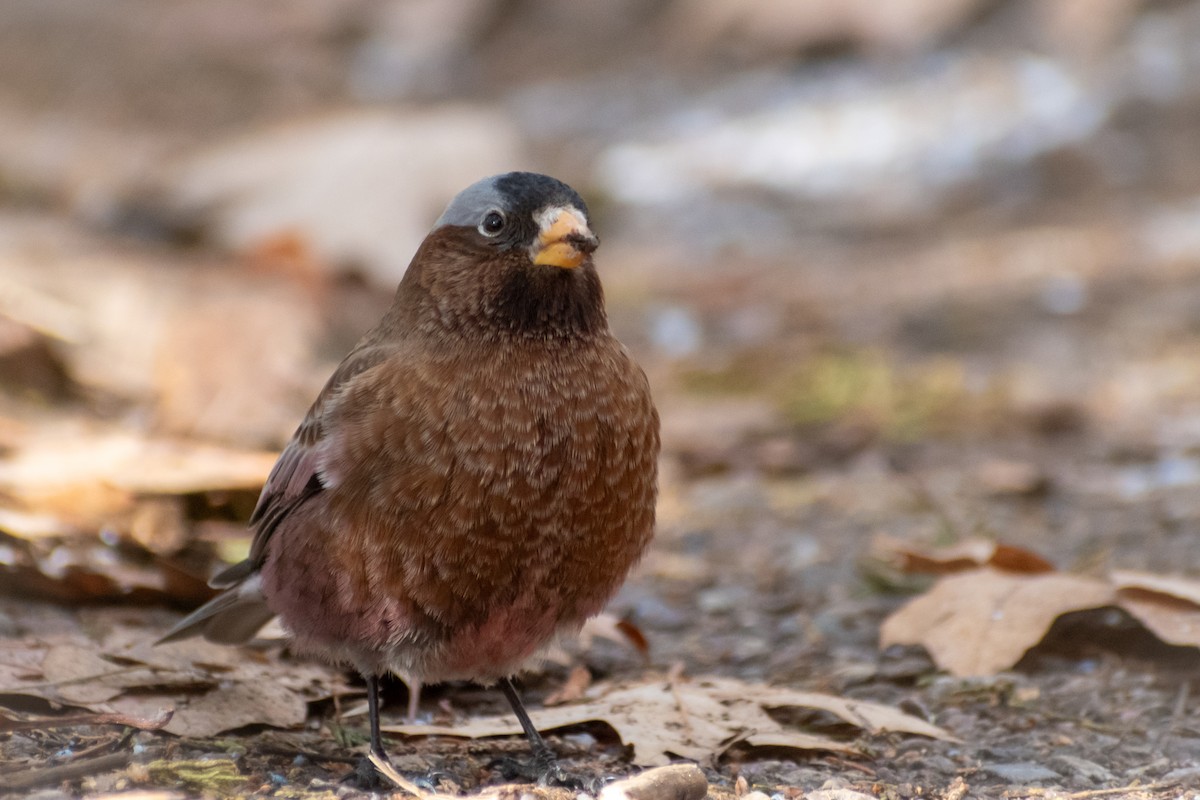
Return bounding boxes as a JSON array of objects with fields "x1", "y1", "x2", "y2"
[{"x1": 158, "y1": 172, "x2": 659, "y2": 778}]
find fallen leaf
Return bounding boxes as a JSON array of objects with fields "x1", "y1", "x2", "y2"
[
  {"x1": 1111, "y1": 570, "x2": 1200, "y2": 606},
  {"x1": 1111, "y1": 570, "x2": 1200, "y2": 648},
  {"x1": 159, "y1": 678, "x2": 308, "y2": 737},
  {"x1": 0, "y1": 428, "x2": 275, "y2": 517},
  {"x1": 0, "y1": 601, "x2": 346, "y2": 738},
  {"x1": 542, "y1": 611, "x2": 650, "y2": 668},
  {"x1": 0, "y1": 531, "x2": 216, "y2": 606},
  {"x1": 701, "y1": 678, "x2": 951, "y2": 741},
  {"x1": 40, "y1": 644, "x2": 159, "y2": 705},
  {"x1": 871, "y1": 534, "x2": 1055, "y2": 575},
  {"x1": 577, "y1": 613, "x2": 650, "y2": 657},
  {"x1": 544, "y1": 664, "x2": 592, "y2": 706},
  {"x1": 880, "y1": 568, "x2": 1115, "y2": 676},
  {"x1": 384, "y1": 675, "x2": 951, "y2": 766}
]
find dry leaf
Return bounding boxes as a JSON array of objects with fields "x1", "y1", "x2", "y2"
[
  {"x1": 880, "y1": 568, "x2": 1115, "y2": 676},
  {"x1": 384, "y1": 675, "x2": 951, "y2": 766},
  {"x1": 542, "y1": 612, "x2": 649, "y2": 668},
  {"x1": 0, "y1": 531, "x2": 217, "y2": 606},
  {"x1": 578, "y1": 613, "x2": 650, "y2": 656},
  {"x1": 40, "y1": 644, "x2": 161, "y2": 705},
  {"x1": 161, "y1": 679, "x2": 309, "y2": 737},
  {"x1": 700, "y1": 679, "x2": 951, "y2": 741},
  {"x1": 1, "y1": 603, "x2": 345, "y2": 738},
  {"x1": 1111, "y1": 570, "x2": 1200, "y2": 606},
  {"x1": 872, "y1": 534, "x2": 1055, "y2": 575},
  {"x1": 1117, "y1": 593, "x2": 1200, "y2": 648},
  {"x1": 0, "y1": 428, "x2": 275, "y2": 516},
  {"x1": 0, "y1": 424, "x2": 274, "y2": 501},
  {"x1": 544, "y1": 664, "x2": 592, "y2": 706},
  {"x1": 1111, "y1": 570, "x2": 1200, "y2": 648}
]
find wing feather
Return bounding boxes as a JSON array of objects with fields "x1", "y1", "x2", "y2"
[{"x1": 233, "y1": 344, "x2": 394, "y2": 577}]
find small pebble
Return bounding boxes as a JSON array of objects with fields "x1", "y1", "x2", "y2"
[{"x1": 562, "y1": 731, "x2": 598, "y2": 750}]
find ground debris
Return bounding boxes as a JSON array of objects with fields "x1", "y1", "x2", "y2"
[
  {"x1": 385, "y1": 675, "x2": 950, "y2": 767},
  {"x1": 144, "y1": 756, "x2": 248, "y2": 794},
  {"x1": 880, "y1": 543, "x2": 1200, "y2": 675}
]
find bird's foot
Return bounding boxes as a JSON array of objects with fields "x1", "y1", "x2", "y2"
[
  {"x1": 539, "y1": 763, "x2": 585, "y2": 790},
  {"x1": 490, "y1": 747, "x2": 581, "y2": 789},
  {"x1": 533, "y1": 748, "x2": 575, "y2": 788}
]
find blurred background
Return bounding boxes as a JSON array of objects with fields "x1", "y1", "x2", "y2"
[
  {"x1": 5, "y1": 0, "x2": 1200, "y2": 608},
  {"x1": 5, "y1": 0, "x2": 1200, "y2": 791}
]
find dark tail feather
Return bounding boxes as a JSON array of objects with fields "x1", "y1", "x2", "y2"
[{"x1": 156, "y1": 574, "x2": 275, "y2": 645}]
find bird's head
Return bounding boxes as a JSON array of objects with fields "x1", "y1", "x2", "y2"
[
  {"x1": 436, "y1": 172, "x2": 599, "y2": 270},
  {"x1": 399, "y1": 172, "x2": 607, "y2": 339}
]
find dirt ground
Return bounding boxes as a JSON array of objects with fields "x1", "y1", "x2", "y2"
[{"x1": 4, "y1": 2, "x2": 1200, "y2": 799}]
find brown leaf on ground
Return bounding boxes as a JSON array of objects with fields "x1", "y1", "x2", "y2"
[
  {"x1": 871, "y1": 534, "x2": 1056, "y2": 575},
  {"x1": 542, "y1": 612, "x2": 650, "y2": 668},
  {"x1": 579, "y1": 613, "x2": 651, "y2": 656},
  {"x1": 543, "y1": 665, "x2": 592, "y2": 706},
  {"x1": 880, "y1": 568, "x2": 1116, "y2": 676},
  {"x1": 157, "y1": 678, "x2": 309, "y2": 738},
  {"x1": 700, "y1": 679, "x2": 952, "y2": 741},
  {"x1": 0, "y1": 600, "x2": 346, "y2": 738},
  {"x1": 0, "y1": 531, "x2": 216, "y2": 606},
  {"x1": 384, "y1": 675, "x2": 951, "y2": 766},
  {"x1": 0, "y1": 427, "x2": 276, "y2": 525},
  {"x1": 1111, "y1": 570, "x2": 1200, "y2": 648},
  {"x1": 0, "y1": 424, "x2": 276, "y2": 604},
  {"x1": 1111, "y1": 569, "x2": 1200, "y2": 606}
]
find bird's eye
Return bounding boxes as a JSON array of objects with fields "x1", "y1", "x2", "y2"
[{"x1": 478, "y1": 211, "x2": 506, "y2": 237}]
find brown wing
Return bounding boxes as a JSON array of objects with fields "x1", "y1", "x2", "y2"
[{"x1": 209, "y1": 343, "x2": 394, "y2": 588}]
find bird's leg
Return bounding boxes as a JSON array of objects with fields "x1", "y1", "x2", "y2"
[
  {"x1": 349, "y1": 676, "x2": 442, "y2": 791},
  {"x1": 346, "y1": 673, "x2": 394, "y2": 788},
  {"x1": 499, "y1": 677, "x2": 568, "y2": 785},
  {"x1": 367, "y1": 673, "x2": 388, "y2": 761},
  {"x1": 405, "y1": 677, "x2": 422, "y2": 723}
]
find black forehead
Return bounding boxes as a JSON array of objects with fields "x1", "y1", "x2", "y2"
[
  {"x1": 494, "y1": 172, "x2": 588, "y2": 218},
  {"x1": 434, "y1": 172, "x2": 588, "y2": 229}
]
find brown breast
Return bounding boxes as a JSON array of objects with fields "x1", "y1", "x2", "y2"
[{"x1": 268, "y1": 330, "x2": 658, "y2": 669}]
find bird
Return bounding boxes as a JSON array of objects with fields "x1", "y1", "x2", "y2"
[{"x1": 158, "y1": 172, "x2": 660, "y2": 782}]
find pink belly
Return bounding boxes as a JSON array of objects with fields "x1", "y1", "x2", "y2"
[{"x1": 436, "y1": 600, "x2": 569, "y2": 681}]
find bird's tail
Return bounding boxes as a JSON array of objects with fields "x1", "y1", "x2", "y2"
[{"x1": 156, "y1": 571, "x2": 275, "y2": 645}]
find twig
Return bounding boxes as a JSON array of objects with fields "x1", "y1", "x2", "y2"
[
  {"x1": 69, "y1": 727, "x2": 136, "y2": 761},
  {"x1": 0, "y1": 707, "x2": 173, "y2": 733},
  {"x1": 0, "y1": 751, "x2": 133, "y2": 792}
]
